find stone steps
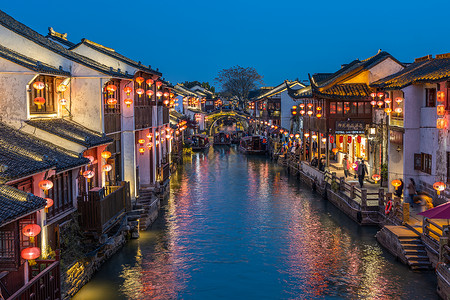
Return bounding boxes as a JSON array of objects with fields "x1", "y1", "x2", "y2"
[{"x1": 399, "y1": 237, "x2": 432, "y2": 270}]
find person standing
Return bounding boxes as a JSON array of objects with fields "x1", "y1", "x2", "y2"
[
  {"x1": 342, "y1": 155, "x2": 349, "y2": 178},
  {"x1": 407, "y1": 178, "x2": 416, "y2": 208},
  {"x1": 357, "y1": 159, "x2": 367, "y2": 188}
]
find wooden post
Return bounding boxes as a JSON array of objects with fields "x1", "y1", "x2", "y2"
[
  {"x1": 350, "y1": 184, "x2": 355, "y2": 199},
  {"x1": 440, "y1": 237, "x2": 449, "y2": 262},
  {"x1": 361, "y1": 188, "x2": 367, "y2": 208},
  {"x1": 378, "y1": 188, "x2": 385, "y2": 207},
  {"x1": 339, "y1": 177, "x2": 345, "y2": 191}
]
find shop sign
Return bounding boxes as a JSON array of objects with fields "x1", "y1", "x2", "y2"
[
  {"x1": 390, "y1": 130, "x2": 403, "y2": 145},
  {"x1": 335, "y1": 121, "x2": 365, "y2": 134}
]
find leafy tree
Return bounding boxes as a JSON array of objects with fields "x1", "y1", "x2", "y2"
[
  {"x1": 214, "y1": 66, "x2": 264, "y2": 108},
  {"x1": 181, "y1": 81, "x2": 215, "y2": 93}
]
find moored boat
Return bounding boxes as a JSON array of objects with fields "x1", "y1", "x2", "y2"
[
  {"x1": 191, "y1": 134, "x2": 210, "y2": 151},
  {"x1": 231, "y1": 130, "x2": 245, "y2": 144},
  {"x1": 239, "y1": 135, "x2": 268, "y2": 154},
  {"x1": 213, "y1": 131, "x2": 231, "y2": 145}
]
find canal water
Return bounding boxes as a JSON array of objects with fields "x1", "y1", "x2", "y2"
[{"x1": 74, "y1": 146, "x2": 437, "y2": 299}]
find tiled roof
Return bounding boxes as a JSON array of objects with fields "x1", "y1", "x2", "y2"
[
  {"x1": 0, "y1": 10, "x2": 132, "y2": 78},
  {"x1": 0, "y1": 44, "x2": 70, "y2": 76},
  {"x1": 46, "y1": 28, "x2": 76, "y2": 48},
  {"x1": 0, "y1": 122, "x2": 89, "y2": 183},
  {"x1": 288, "y1": 85, "x2": 313, "y2": 99},
  {"x1": 371, "y1": 56, "x2": 450, "y2": 90},
  {"x1": 26, "y1": 118, "x2": 112, "y2": 148},
  {"x1": 71, "y1": 39, "x2": 161, "y2": 76},
  {"x1": 311, "y1": 73, "x2": 333, "y2": 85},
  {"x1": 255, "y1": 80, "x2": 306, "y2": 100},
  {"x1": 173, "y1": 84, "x2": 199, "y2": 97},
  {"x1": 0, "y1": 185, "x2": 46, "y2": 226},
  {"x1": 248, "y1": 87, "x2": 273, "y2": 100},
  {"x1": 315, "y1": 83, "x2": 371, "y2": 99}
]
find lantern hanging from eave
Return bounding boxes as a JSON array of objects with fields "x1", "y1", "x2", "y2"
[
  {"x1": 45, "y1": 198, "x2": 53, "y2": 213},
  {"x1": 38, "y1": 180, "x2": 53, "y2": 194},
  {"x1": 307, "y1": 103, "x2": 313, "y2": 109},
  {"x1": 384, "y1": 98, "x2": 392, "y2": 105},
  {"x1": 291, "y1": 110, "x2": 297, "y2": 115},
  {"x1": 59, "y1": 98, "x2": 67, "y2": 106},
  {"x1": 101, "y1": 150, "x2": 111, "y2": 159},
  {"x1": 377, "y1": 100, "x2": 384, "y2": 108},
  {"x1": 156, "y1": 81, "x2": 163, "y2": 89},
  {"x1": 347, "y1": 136, "x2": 352, "y2": 144},
  {"x1": 433, "y1": 182, "x2": 446, "y2": 195},
  {"x1": 395, "y1": 107, "x2": 403, "y2": 114},
  {"x1": 21, "y1": 247, "x2": 41, "y2": 261},
  {"x1": 307, "y1": 110, "x2": 313, "y2": 116},
  {"x1": 163, "y1": 92, "x2": 169, "y2": 98},
  {"x1": 372, "y1": 174, "x2": 381, "y2": 183},
  {"x1": 316, "y1": 113, "x2": 322, "y2": 119},
  {"x1": 147, "y1": 133, "x2": 153, "y2": 140},
  {"x1": 146, "y1": 90, "x2": 154, "y2": 97},
  {"x1": 395, "y1": 97, "x2": 403, "y2": 104},
  {"x1": 437, "y1": 117, "x2": 447, "y2": 129},
  {"x1": 370, "y1": 92, "x2": 377, "y2": 98},
  {"x1": 384, "y1": 107, "x2": 392, "y2": 114},
  {"x1": 292, "y1": 105, "x2": 297, "y2": 110},
  {"x1": 377, "y1": 92, "x2": 385, "y2": 99},
  {"x1": 102, "y1": 164, "x2": 112, "y2": 172},
  {"x1": 22, "y1": 224, "x2": 41, "y2": 243},
  {"x1": 124, "y1": 86, "x2": 133, "y2": 96},
  {"x1": 163, "y1": 99, "x2": 170, "y2": 106},
  {"x1": 370, "y1": 100, "x2": 377, "y2": 107},
  {"x1": 437, "y1": 105, "x2": 445, "y2": 116},
  {"x1": 136, "y1": 88, "x2": 145, "y2": 97},
  {"x1": 321, "y1": 137, "x2": 326, "y2": 143},
  {"x1": 83, "y1": 170, "x2": 95, "y2": 181},
  {"x1": 107, "y1": 98, "x2": 117, "y2": 108},
  {"x1": 391, "y1": 179, "x2": 401, "y2": 190},
  {"x1": 437, "y1": 91, "x2": 445, "y2": 102},
  {"x1": 300, "y1": 110, "x2": 305, "y2": 115},
  {"x1": 124, "y1": 98, "x2": 133, "y2": 108},
  {"x1": 106, "y1": 84, "x2": 117, "y2": 94},
  {"x1": 317, "y1": 106, "x2": 322, "y2": 111},
  {"x1": 156, "y1": 91, "x2": 163, "y2": 98},
  {"x1": 339, "y1": 135, "x2": 344, "y2": 143},
  {"x1": 138, "y1": 138, "x2": 145, "y2": 146},
  {"x1": 332, "y1": 148, "x2": 338, "y2": 155},
  {"x1": 330, "y1": 135, "x2": 335, "y2": 144},
  {"x1": 146, "y1": 79, "x2": 154, "y2": 87},
  {"x1": 139, "y1": 147, "x2": 145, "y2": 155},
  {"x1": 57, "y1": 84, "x2": 67, "y2": 93},
  {"x1": 356, "y1": 135, "x2": 362, "y2": 143},
  {"x1": 135, "y1": 77, "x2": 144, "y2": 85},
  {"x1": 83, "y1": 155, "x2": 95, "y2": 164},
  {"x1": 34, "y1": 97, "x2": 46, "y2": 109},
  {"x1": 33, "y1": 81, "x2": 45, "y2": 90},
  {"x1": 299, "y1": 103, "x2": 305, "y2": 109}
]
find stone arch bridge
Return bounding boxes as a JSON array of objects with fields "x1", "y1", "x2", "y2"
[{"x1": 205, "y1": 110, "x2": 250, "y2": 136}]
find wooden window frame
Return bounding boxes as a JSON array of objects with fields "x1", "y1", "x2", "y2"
[
  {"x1": 29, "y1": 75, "x2": 56, "y2": 114},
  {"x1": 414, "y1": 153, "x2": 422, "y2": 170},
  {"x1": 47, "y1": 171, "x2": 74, "y2": 219},
  {"x1": 425, "y1": 88, "x2": 436, "y2": 107}
]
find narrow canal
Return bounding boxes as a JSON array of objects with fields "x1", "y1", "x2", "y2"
[{"x1": 74, "y1": 147, "x2": 437, "y2": 299}]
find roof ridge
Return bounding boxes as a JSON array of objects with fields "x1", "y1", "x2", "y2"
[{"x1": 83, "y1": 39, "x2": 115, "y2": 52}]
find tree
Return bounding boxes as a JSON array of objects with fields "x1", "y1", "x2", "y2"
[
  {"x1": 181, "y1": 81, "x2": 215, "y2": 93},
  {"x1": 214, "y1": 66, "x2": 264, "y2": 108}
]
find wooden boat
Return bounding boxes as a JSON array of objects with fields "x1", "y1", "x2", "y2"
[
  {"x1": 190, "y1": 134, "x2": 210, "y2": 151},
  {"x1": 213, "y1": 131, "x2": 231, "y2": 145},
  {"x1": 239, "y1": 135, "x2": 268, "y2": 154},
  {"x1": 231, "y1": 130, "x2": 245, "y2": 144}
]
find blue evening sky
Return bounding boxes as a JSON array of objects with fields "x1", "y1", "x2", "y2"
[{"x1": 2, "y1": 1, "x2": 450, "y2": 89}]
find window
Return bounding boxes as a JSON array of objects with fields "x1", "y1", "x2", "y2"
[
  {"x1": 350, "y1": 102, "x2": 357, "y2": 114},
  {"x1": 358, "y1": 102, "x2": 365, "y2": 114},
  {"x1": 414, "y1": 152, "x2": 431, "y2": 174},
  {"x1": 330, "y1": 102, "x2": 336, "y2": 114},
  {"x1": 0, "y1": 222, "x2": 19, "y2": 270},
  {"x1": 426, "y1": 88, "x2": 436, "y2": 107},
  {"x1": 29, "y1": 75, "x2": 56, "y2": 114},
  {"x1": 414, "y1": 153, "x2": 422, "y2": 170},
  {"x1": 336, "y1": 102, "x2": 343, "y2": 115},
  {"x1": 47, "y1": 172, "x2": 74, "y2": 219},
  {"x1": 365, "y1": 102, "x2": 372, "y2": 114},
  {"x1": 344, "y1": 102, "x2": 350, "y2": 115}
]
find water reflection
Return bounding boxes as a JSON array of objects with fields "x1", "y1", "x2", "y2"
[{"x1": 74, "y1": 147, "x2": 437, "y2": 299}]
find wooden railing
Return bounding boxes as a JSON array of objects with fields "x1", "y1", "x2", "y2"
[
  {"x1": 8, "y1": 261, "x2": 60, "y2": 300},
  {"x1": 78, "y1": 182, "x2": 130, "y2": 233},
  {"x1": 424, "y1": 217, "x2": 444, "y2": 243}
]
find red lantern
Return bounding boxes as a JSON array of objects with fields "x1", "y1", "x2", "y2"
[
  {"x1": 395, "y1": 97, "x2": 403, "y2": 104},
  {"x1": 146, "y1": 79, "x2": 154, "y2": 86},
  {"x1": 300, "y1": 110, "x2": 305, "y2": 115},
  {"x1": 21, "y1": 247, "x2": 41, "y2": 261},
  {"x1": 372, "y1": 174, "x2": 381, "y2": 183},
  {"x1": 34, "y1": 97, "x2": 46, "y2": 109},
  {"x1": 437, "y1": 118, "x2": 447, "y2": 129},
  {"x1": 330, "y1": 135, "x2": 335, "y2": 144},
  {"x1": 347, "y1": 136, "x2": 352, "y2": 143},
  {"x1": 332, "y1": 148, "x2": 338, "y2": 154},
  {"x1": 321, "y1": 137, "x2": 326, "y2": 143},
  {"x1": 138, "y1": 139, "x2": 145, "y2": 146},
  {"x1": 124, "y1": 86, "x2": 133, "y2": 95},
  {"x1": 307, "y1": 110, "x2": 313, "y2": 116},
  {"x1": 146, "y1": 90, "x2": 154, "y2": 97},
  {"x1": 377, "y1": 100, "x2": 384, "y2": 108},
  {"x1": 433, "y1": 182, "x2": 446, "y2": 195},
  {"x1": 163, "y1": 92, "x2": 170, "y2": 98},
  {"x1": 437, "y1": 105, "x2": 445, "y2": 116},
  {"x1": 370, "y1": 92, "x2": 377, "y2": 98},
  {"x1": 292, "y1": 110, "x2": 297, "y2": 115},
  {"x1": 22, "y1": 224, "x2": 41, "y2": 243},
  {"x1": 163, "y1": 99, "x2": 170, "y2": 106},
  {"x1": 45, "y1": 198, "x2": 54, "y2": 209},
  {"x1": 106, "y1": 84, "x2": 117, "y2": 94},
  {"x1": 139, "y1": 147, "x2": 145, "y2": 155},
  {"x1": 83, "y1": 170, "x2": 95, "y2": 180},
  {"x1": 377, "y1": 92, "x2": 385, "y2": 98},
  {"x1": 38, "y1": 180, "x2": 53, "y2": 192},
  {"x1": 299, "y1": 103, "x2": 305, "y2": 109},
  {"x1": 391, "y1": 179, "x2": 402, "y2": 189},
  {"x1": 101, "y1": 151, "x2": 111, "y2": 159},
  {"x1": 370, "y1": 100, "x2": 377, "y2": 106},
  {"x1": 84, "y1": 155, "x2": 95, "y2": 163},
  {"x1": 136, "y1": 88, "x2": 144, "y2": 97},
  {"x1": 356, "y1": 135, "x2": 362, "y2": 143},
  {"x1": 107, "y1": 98, "x2": 117, "y2": 108},
  {"x1": 156, "y1": 91, "x2": 163, "y2": 98},
  {"x1": 102, "y1": 164, "x2": 112, "y2": 172},
  {"x1": 124, "y1": 98, "x2": 133, "y2": 108},
  {"x1": 384, "y1": 98, "x2": 392, "y2": 104},
  {"x1": 33, "y1": 81, "x2": 45, "y2": 90},
  {"x1": 135, "y1": 77, "x2": 144, "y2": 85},
  {"x1": 156, "y1": 81, "x2": 163, "y2": 89},
  {"x1": 316, "y1": 113, "x2": 322, "y2": 119},
  {"x1": 292, "y1": 105, "x2": 297, "y2": 110},
  {"x1": 437, "y1": 91, "x2": 445, "y2": 102},
  {"x1": 339, "y1": 136, "x2": 344, "y2": 143},
  {"x1": 384, "y1": 107, "x2": 392, "y2": 114}
]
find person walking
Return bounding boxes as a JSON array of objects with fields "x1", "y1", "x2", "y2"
[
  {"x1": 407, "y1": 178, "x2": 416, "y2": 208},
  {"x1": 357, "y1": 159, "x2": 367, "y2": 188},
  {"x1": 342, "y1": 155, "x2": 349, "y2": 178}
]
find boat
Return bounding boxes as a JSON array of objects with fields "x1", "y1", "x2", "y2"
[
  {"x1": 213, "y1": 131, "x2": 231, "y2": 145},
  {"x1": 231, "y1": 130, "x2": 245, "y2": 144},
  {"x1": 190, "y1": 134, "x2": 210, "y2": 151},
  {"x1": 239, "y1": 135, "x2": 268, "y2": 154}
]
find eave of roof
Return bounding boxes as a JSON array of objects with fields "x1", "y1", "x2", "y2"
[
  {"x1": 0, "y1": 10, "x2": 132, "y2": 79},
  {"x1": 26, "y1": 118, "x2": 112, "y2": 148},
  {"x1": 255, "y1": 80, "x2": 306, "y2": 100}
]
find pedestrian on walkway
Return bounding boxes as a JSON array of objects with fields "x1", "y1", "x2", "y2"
[
  {"x1": 342, "y1": 155, "x2": 349, "y2": 178},
  {"x1": 394, "y1": 179, "x2": 404, "y2": 198},
  {"x1": 357, "y1": 159, "x2": 367, "y2": 188},
  {"x1": 407, "y1": 178, "x2": 416, "y2": 208}
]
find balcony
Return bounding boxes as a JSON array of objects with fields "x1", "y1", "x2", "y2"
[
  {"x1": 390, "y1": 115, "x2": 404, "y2": 128},
  {"x1": 77, "y1": 182, "x2": 131, "y2": 234},
  {"x1": 7, "y1": 260, "x2": 60, "y2": 300}
]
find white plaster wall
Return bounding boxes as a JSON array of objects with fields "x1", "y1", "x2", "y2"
[
  {"x1": 122, "y1": 130, "x2": 136, "y2": 198},
  {"x1": 368, "y1": 58, "x2": 404, "y2": 83},
  {"x1": 280, "y1": 89, "x2": 298, "y2": 130},
  {"x1": 137, "y1": 129, "x2": 150, "y2": 186}
]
